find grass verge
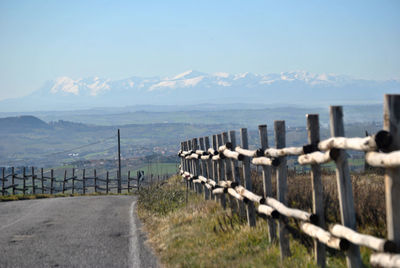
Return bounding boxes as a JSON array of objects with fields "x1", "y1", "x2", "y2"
[{"x1": 138, "y1": 176, "x2": 353, "y2": 267}]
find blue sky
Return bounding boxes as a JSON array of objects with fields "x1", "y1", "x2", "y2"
[{"x1": 0, "y1": 0, "x2": 399, "y2": 100}]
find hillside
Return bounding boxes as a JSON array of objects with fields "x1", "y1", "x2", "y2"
[
  {"x1": 0, "y1": 114, "x2": 382, "y2": 169},
  {"x1": 0, "y1": 116, "x2": 50, "y2": 132},
  {"x1": 0, "y1": 116, "x2": 241, "y2": 167}
]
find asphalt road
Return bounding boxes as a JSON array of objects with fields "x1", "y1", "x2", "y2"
[{"x1": 0, "y1": 195, "x2": 158, "y2": 268}]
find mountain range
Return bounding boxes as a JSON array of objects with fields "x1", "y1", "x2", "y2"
[{"x1": 1, "y1": 70, "x2": 399, "y2": 112}]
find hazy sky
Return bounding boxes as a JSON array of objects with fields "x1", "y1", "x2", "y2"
[{"x1": 0, "y1": 0, "x2": 399, "y2": 100}]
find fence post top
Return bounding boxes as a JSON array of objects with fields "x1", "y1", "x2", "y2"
[{"x1": 306, "y1": 113, "x2": 319, "y2": 118}]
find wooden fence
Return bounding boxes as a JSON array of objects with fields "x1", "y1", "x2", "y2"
[
  {"x1": 178, "y1": 94, "x2": 400, "y2": 268},
  {"x1": 0, "y1": 167, "x2": 150, "y2": 195}
]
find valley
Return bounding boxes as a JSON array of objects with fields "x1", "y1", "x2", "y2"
[{"x1": 0, "y1": 105, "x2": 383, "y2": 173}]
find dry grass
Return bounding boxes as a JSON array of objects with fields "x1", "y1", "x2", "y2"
[
  {"x1": 250, "y1": 170, "x2": 386, "y2": 237},
  {"x1": 137, "y1": 175, "x2": 365, "y2": 267}
]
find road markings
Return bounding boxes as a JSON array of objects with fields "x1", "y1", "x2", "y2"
[{"x1": 129, "y1": 200, "x2": 141, "y2": 268}]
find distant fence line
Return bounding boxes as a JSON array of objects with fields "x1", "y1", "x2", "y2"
[
  {"x1": 178, "y1": 94, "x2": 400, "y2": 268},
  {"x1": 0, "y1": 167, "x2": 171, "y2": 196}
]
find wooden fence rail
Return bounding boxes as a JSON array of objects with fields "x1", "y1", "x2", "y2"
[{"x1": 178, "y1": 94, "x2": 400, "y2": 268}]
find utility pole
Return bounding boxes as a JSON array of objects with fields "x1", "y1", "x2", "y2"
[{"x1": 118, "y1": 129, "x2": 121, "y2": 193}]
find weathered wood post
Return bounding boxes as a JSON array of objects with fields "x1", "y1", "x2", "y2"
[
  {"x1": 229, "y1": 130, "x2": 246, "y2": 219},
  {"x1": 50, "y1": 169, "x2": 54, "y2": 194},
  {"x1": 306, "y1": 114, "x2": 326, "y2": 267},
  {"x1": 72, "y1": 168, "x2": 75, "y2": 194},
  {"x1": 94, "y1": 169, "x2": 97, "y2": 193},
  {"x1": 12, "y1": 167, "x2": 15, "y2": 195},
  {"x1": 199, "y1": 137, "x2": 209, "y2": 200},
  {"x1": 31, "y1": 167, "x2": 36, "y2": 194},
  {"x1": 274, "y1": 120, "x2": 291, "y2": 259},
  {"x1": 23, "y1": 167, "x2": 26, "y2": 195},
  {"x1": 106, "y1": 171, "x2": 109, "y2": 194},
  {"x1": 128, "y1": 171, "x2": 131, "y2": 193},
  {"x1": 82, "y1": 169, "x2": 86, "y2": 194},
  {"x1": 31, "y1": 167, "x2": 35, "y2": 195},
  {"x1": 383, "y1": 94, "x2": 400, "y2": 249},
  {"x1": 204, "y1": 136, "x2": 214, "y2": 200},
  {"x1": 183, "y1": 140, "x2": 190, "y2": 197},
  {"x1": 240, "y1": 128, "x2": 256, "y2": 227},
  {"x1": 191, "y1": 138, "x2": 197, "y2": 193},
  {"x1": 217, "y1": 134, "x2": 226, "y2": 209},
  {"x1": 1, "y1": 168, "x2": 5, "y2": 196},
  {"x1": 212, "y1": 135, "x2": 219, "y2": 201},
  {"x1": 137, "y1": 171, "x2": 141, "y2": 192},
  {"x1": 258, "y1": 124, "x2": 277, "y2": 242},
  {"x1": 180, "y1": 141, "x2": 185, "y2": 173},
  {"x1": 192, "y1": 138, "x2": 202, "y2": 194},
  {"x1": 222, "y1": 131, "x2": 236, "y2": 211},
  {"x1": 117, "y1": 129, "x2": 122, "y2": 194},
  {"x1": 62, "y1": 170, "x2": 67, "y2": 194},
  {"x1": 41, "y1": 168, "x2": 45, "y2": 194},
  {"x1": 181, "y1": 141, "x2": 189, "y2": 201},
  {"x1": 187, "y1": 140, "x2": 194, "y2": 191},
  {"x1": 330, "y1": 106, "x2": 362, "y2": 268},
  {"x1": 222, "y1": 132, "x2": 233, "y2": 181},
  {"x1": 186, "y1": 140, "x2": 190, "y2": 177}
]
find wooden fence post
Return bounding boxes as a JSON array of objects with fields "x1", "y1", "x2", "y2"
[
  {"x1": 50, "y1": 169, "x2": 54, "y2": 194},
  {"x1": 183, "y1": 140, "x2": 189, "y2": 174},
  {"x1": 106, "y1": 171, "x2": 109, "y2": 194},
  {"x1": 193, "y1": 138, "x2": 202, "y2": 194},
  {"x1": 212, "y1": 135, "x2": 219, "y2": 201},
  {"x1": 41, "y1": 168, "x2": 45, "y2": 194},
  {"x1": 128, "y1": 171, "x2": 131, "y2": 193},
  {"x1": 183, "y1": 140, "x2": 190, "y2": 198},
  {"x1": 187, "y1": 140, "x2": 194, "y2": 191},
  {"x1": 72, "y1": 168, "x2": 75, "y2": 194},
  {"x1": 222, "y1": 131, "x2": 236, "y2": 211},
  {"x1": 199, "y1": 137, "x2": 209, "y2": 200},
  {"x1": 31, "y1": 167, "x2": 35, "y2": 195},
  {"x1": 82, "y1": 169, "x2": 86, "y2": 194},
  {"x1": 94, "y1": 169, "x2": 97, "y2": 193},
  {"x1": 204, "y1": 136, "x2": 214, "y2": 200},
  {"x1": 240, "y1": 128, "x2": 256, "y2": 227},
  {"x1": 12, "y1": 167, "x2": 15, "y2": 195},
  {"x1": 258, "y1": 124, "x2": 277, "y2": 242},
  {"x1": 383, "y1": 94, "x2": 400, "y2": 248},
  {"x1": 274, "y1": 120, "x2": 291, "y2": 259},
  {"x1": 329, "y1": 106, "x2": 362, "y2": 268},
  {"x1": 192, "y1": 138, "x2": 198, "y2": 193},
  {"x1": 1, "y1": 168, "x2": 4, "y2": 196},
  {"x1": 306, "y1": 114, "x2": 326, "y2": 267},
  {"x1": 31, "y1": 167, "x2": 36, "y2": 194},
  {"x1": 217, "y1": 134, "x2": 226, "y2": 209},
  {"x1": 222, "y1": 132, "x2": 233, "y2": 180},
  {"x1": 62, "y1": 170, "x2": 67, "y2": 194},
  {"x1": 180, "y1": 142, "x2": 185, "y2": 173},
  {"x1": 23, "y1": 167, "x2": 26, "y2": 195},
  {"x1": 190, "y1": 139, "x2": 196, "y2": 192},
  {"x1": 229, "y1": 130, "x2": 246, "y2": 219}
]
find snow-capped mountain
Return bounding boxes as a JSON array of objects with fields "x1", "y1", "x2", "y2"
[{"x1": 1, "y1": 70, "x2": 399, "y2": 112}]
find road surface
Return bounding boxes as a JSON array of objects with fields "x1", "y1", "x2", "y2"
[{"x1": 0, "y1": 195, "x2": 158, "y2": 268}]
